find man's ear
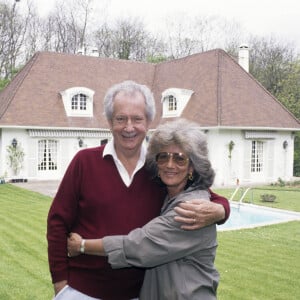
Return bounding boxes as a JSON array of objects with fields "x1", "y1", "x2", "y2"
[{"x1": 108, "y1": 119, "x2": 113, "y2": 130}]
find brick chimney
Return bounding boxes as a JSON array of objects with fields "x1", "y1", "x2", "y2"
[{"x1": 238, "y1": 44, "x2": 249, "y2": 72}]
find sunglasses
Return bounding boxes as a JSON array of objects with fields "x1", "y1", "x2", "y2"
[{"x1": 155, "y1": 152, "x2": 189, "y2": 166}]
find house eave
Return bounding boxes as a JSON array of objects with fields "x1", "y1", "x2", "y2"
[
  {"x1": 1, "y1": 124, "x2": 299, "y2": 132},
  {"x1": 0, "y1": 125, "x2": 110, "y2": 132},
  {"x1": 206, "y1": 126, "x2": 300, "y2": 131}
]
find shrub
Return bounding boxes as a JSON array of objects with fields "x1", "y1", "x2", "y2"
[{"x1": 260, "y1": 194, "x2": 276, "y2": 202}]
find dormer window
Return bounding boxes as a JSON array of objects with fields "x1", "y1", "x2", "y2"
[
  {"x1": 161, "y1": 88, "x2": 194, "y2": 118},
  {"x1": 60, "y1": 87, "x2": 95, "y2": 117}
]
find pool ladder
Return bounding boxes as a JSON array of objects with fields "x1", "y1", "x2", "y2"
[{"x1": 230, "y1": 186, "x2": 252, "y2": 209}]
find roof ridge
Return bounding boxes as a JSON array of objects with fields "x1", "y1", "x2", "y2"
[{"x1": 38, "y1": 50, "x2": 152, "y2": 66}]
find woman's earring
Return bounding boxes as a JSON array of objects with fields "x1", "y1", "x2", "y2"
[{"x1": 188, "y1": 172, "x2": 194, "y2": 181}]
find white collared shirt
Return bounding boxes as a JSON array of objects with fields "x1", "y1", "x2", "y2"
[{"x1": 103, "y1": 139, "x2": 146, "y2": 187}]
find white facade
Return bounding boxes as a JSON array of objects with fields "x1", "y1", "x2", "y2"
[
  {"x1": 207, "y1": 128, "x2": 295, "y2": 187},
  {"x1": 0, "y1": 126, "x2": 295, "y2": 186},
  {"x1": 0, "y1": 127, "x2": 111, "y2": 181}
]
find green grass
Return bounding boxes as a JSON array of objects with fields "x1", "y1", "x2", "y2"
[
  {"x1": 0, "y1": 183, "x2": 299, "y2": 299},
  {"x1": 216, "y1": 222, "x2": 300, "y2": 299},
  {"x1": 0, "y1": 184, "x2": 53, "y2": 299},
  {"x1": 216, "y1": 186, "x2": 300, "y2": 211}
]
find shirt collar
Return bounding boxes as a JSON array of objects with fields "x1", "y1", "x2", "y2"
[{"x1": 103, "y1": 138, "x2": 147, "y2": 169}]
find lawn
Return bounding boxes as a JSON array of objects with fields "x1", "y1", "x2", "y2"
[
  {"x1": 0, "y1": 183, "x2": 299, "y2": 299},
  {"x1": 216, "y1": 184, "x2": 300, "y2": 212}
]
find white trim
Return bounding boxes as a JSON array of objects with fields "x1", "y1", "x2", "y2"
[
  {"x1": 245, "y1": 131, "x2": 276, "y2": 139},
  {"x1": 28, "y1": 129, "x2": 110, "y2": 138}
]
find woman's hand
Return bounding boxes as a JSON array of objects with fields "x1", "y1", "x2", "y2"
[{"x1": 67, "y1": 232, "x2": 82, "y2": 257}]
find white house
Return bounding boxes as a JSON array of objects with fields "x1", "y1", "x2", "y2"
[{"x1": 0, "y1": 48, "x2": 299, "y2": 186}]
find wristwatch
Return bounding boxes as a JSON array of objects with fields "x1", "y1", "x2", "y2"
[{"x1": 80, "y1": 239, "x2": 86, "y2": 253}]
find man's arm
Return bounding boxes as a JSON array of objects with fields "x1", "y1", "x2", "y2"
[
  {"x1": 209, "y1": 190, "x2": 230, "y2": 224},
  {"x1": 47, "y1": 153, "x2": 82, "y2": 293},
  {"x1": 174, "y1": 190, "x2": 230, "y2": 230}
]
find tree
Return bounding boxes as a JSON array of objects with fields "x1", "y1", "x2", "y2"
[
  {"x1": 275, "y1": 60, "x2": 300, "y2": 177},
  {"x1": 39, "y1": 0, "x2": 93, "y2": 54},
  {"x1": 276, "y1": 60, "x2": 300, "y2": 120},
  {"x1": 92, "y1": 17, "x2": 166, "y2": 61},
  {"x1": 22, "y1": 4, "x2": 42, "y2": 61},
  {"x1": 0, "y1": 0, "x2": 29, "y2": 79},
  {"x1": 93, "y1": 22, "x2": 114, "y2": 57},
  {"x1": 112, "y1": 17, "x2": 148, "y2": 60},
  {"x1": 294, "y1": 133, "x2": 300, "y2": 177},
  {"x1": 164, "y1": 14, "x2": 244, "y2": 59},
  {"x1": 248, "y1": 36, "x2": 297, "y2": 97}
]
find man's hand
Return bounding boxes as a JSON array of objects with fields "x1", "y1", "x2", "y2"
[
  {"x1": 54, "y1": 280, "x2": 67, "y2": 295},
  {"x1": 67, "y1": 232, "x2": 83, "y2": 257},
  {"x1": 174, "y1": 199, "x2": 225, "y2": 230}
]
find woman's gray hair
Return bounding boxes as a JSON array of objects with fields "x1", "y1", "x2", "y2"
[
  {"x1": 146, "y1": 118, "x2": 215, "y2": 189},
  {"x1": 103, "y1": 80, "x2": 156, "y2": 122}
]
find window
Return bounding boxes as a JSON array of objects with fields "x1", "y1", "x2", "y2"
[
  {"x1": 161, "y1": 88, "x2": 194, "y2": 118},
  {"x1": 72, "y1": 93, "x2": 87, "y2": 111},
  {"x1": 167, "y1": 95, "x2": 177, "y2": 111},
  {"x1": 38, "y1": 140, "x2": 58, "y2": 171},
  {"x1": 251, "y1": 141, "x2": 263, "y2": 172},
  {"x1": 60, "y1": 87, "x2": 95, "y2": 117}
]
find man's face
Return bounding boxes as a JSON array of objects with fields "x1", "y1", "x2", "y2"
[{"x1": 109, "y1": 91, "x2": 150, "y2": 156}]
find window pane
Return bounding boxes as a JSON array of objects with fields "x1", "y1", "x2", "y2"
[
  {"x1": 251, "y1": 140, "x2": 263, "y2": 173},
  {"x1": 72, "y1": 95, "x2": 78, "y2": 110},
  {"x1": 168, "y1": 95, "x2": 177, "y2": 111},
  {"x1": 38, "y1": 140, "x2": 47, "y2": 170},
  {"x1": 79, "y1": 93, "x2": 87, "y2": 110}
]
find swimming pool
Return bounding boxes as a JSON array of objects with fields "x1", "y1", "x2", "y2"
[{"x1": 218, "y1": 202, "x2": 300, "y2": 231}]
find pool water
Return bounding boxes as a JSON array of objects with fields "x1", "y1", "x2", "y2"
[{"x1": 218, "y1": 203, "x2": 300, "y2": 231}]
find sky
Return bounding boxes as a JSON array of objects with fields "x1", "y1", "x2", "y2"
[{"x1": 17, "y1": 0, "x2": 300, "y2": 51}]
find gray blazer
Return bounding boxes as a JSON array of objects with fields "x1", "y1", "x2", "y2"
[{"x1": 103, "y1": 186, "x2": 219, "y2": 300}]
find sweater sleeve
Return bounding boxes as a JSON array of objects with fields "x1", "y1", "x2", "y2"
[
  {"x1": 46, "y1": 153, "x2": 82, "y2": 283},
  {"x1": 103, "y1": 190, "x2": 217, "y2": 269},
  {"x1": 209, "y1": 190, "x2": 230, "y2": 225}
]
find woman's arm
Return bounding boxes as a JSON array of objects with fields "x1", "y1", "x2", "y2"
[
  {"x1": 68, "y1": 190, "x2": 217, "y2": 269},
  {"x1": 68, "y1": 233, "x2": 105, "y2": 257}
]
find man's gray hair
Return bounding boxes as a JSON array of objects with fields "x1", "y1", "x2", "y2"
[
  {"x1": 103, "y1": 80, "x2": 156, "y2": 122},
  {"x1": 146, "y1": 118, "x2": 215, "y2": 189}
]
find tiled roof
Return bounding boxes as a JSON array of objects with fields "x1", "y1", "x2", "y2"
[
  {"x1": 153, "y1": 50, "x2": 300, "y2": 129},
  {"x1": 0, "y1": 49, "x2": 299, "y2": 130}
]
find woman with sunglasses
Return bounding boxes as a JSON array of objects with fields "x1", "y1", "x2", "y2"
[{"x1": 68, "y1": 118, "x2": 219, "y2": 299}]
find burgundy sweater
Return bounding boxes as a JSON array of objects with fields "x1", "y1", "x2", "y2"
[{"x1": 47, "y1": 146, "x2": 229, "y2": 299}]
